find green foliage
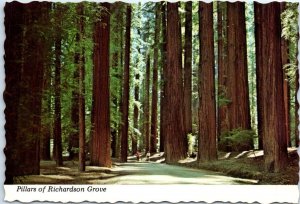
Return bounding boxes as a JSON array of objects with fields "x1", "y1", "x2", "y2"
[
  {"x1": 217, "y1": 85, "x2": 231, "y2": 107},
  {"x1": 219, "y1": 128, "x2": 256, "y2": 152},
  {"x1": 281, "y1": 3, "x2": 298, "y2": 43},
  {"x1": 281, "y1": 3, "x2": 299, "y2": 83}
]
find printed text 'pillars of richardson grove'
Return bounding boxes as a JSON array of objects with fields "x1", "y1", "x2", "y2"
[{"x1": 17, "y1": 186, "x2": 107, "y2": 193}]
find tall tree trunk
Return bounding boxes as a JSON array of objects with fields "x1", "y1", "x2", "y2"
[
  {"x1": 54, "y1": 25, "x2": 63, "y2": 167},
  {"x1": 183, "y1": 1, "x2": 193, "y2": 136},
  {"x1": 144, "y1": 54, "x2": 151, "y2": 153},
  {"x1": 150, "y1": 4, "x2": 161, "y2": 154},
  {"x1": 178, "y1": 4, "x2": 188, "y2": 154},
  {"x1": 5, "y1": 2, "x2": 24, "y2": 183},
  {"x1": 120, "y1": 5, "x2": 132, "y2": 162},
  {"x1": 41, "y1": 65, "x2": 51, "y2": 161},
  {"x1": 217, "y1": 2, "x2": 229, "y2": 145},
  {"x1": 91, "y1": 3, "x2": 111, "y2": 167},
  {"x1": 228, "y1": 3, "x2": 251, "y2": 129},
  {"x1": 198, "y1": 2, "x2": 217, "y2": 162},
  {"x1": 5, "y1": 3, "x2": 51, "y2": 181},
  {"x1": 255, "y1": 4, "x2": 264, "y2": 150},
  {"x1": 77, "y1": 3, "x2": 86, "y2": 172},
  {"x1": 159, "y1": 2, "x2": 167, "y2": 153},
  {"x1": 4, "y1": 2, "x2": 49, "y2": 184},
  {"x1": 218, "y1": 2, "x2": 251, "y2": 151},
  {"x1": 69, "y1": 70, "x2": 79, "y2": 160},
  {"x1": 254, "y1": 2, "x2": 288, "y2": 172},
  {"x1": 165, "y1": 2, "x2": 186, "y2": 163},
  {"x1": 280, "y1": 3, "x2": 291, "y2": 148}
]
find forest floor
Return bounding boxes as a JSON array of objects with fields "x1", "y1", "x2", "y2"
[
  {"x1": 14, "y1": 148, "x2": 298, "y2": 185},
  {"x1": 175, "y1": 147, "x2": 299, "y2": 185}
]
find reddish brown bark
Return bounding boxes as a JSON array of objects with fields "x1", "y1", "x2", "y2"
[
  {"x1": 91, "y1": 3, "x2": 111, "y2": 167},
  {"x1": 280, "y1": 3, "x2": 291, "y2": 148},
  {"x1": 165, "y1": 2, "x2": 186, "y2": 163},
  {"x1": 183, "y1": 1, "x2": 193, "y2": 136},
  {"x1": 198, "y1": 2, "x2": 217, "y2": 162},
  {"x1": 255, "y1": 2, "x2": 288, "y2": 172},
  {"x1": 227, "y1": 2, "x2": 251, "y2": 131},
  {"x1": 217, "y1": 2, "x2": 229, "y2": 140},
  {"x1": 120, "y1": 5, "x2": 132, "y2": 162}
]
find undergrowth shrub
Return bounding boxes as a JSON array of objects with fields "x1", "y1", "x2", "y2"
[{"x1": 219, "y1": 128, "x2": 257, "y2": 152}]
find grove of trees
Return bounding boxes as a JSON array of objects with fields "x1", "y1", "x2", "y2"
[{"x1": 4, "y1": 1, "x2": 299, "y2": 183}]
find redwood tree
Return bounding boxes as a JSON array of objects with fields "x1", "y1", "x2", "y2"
[
  {"x1": 144, "y1": 54, "x2": 151, "y2": 153},
  {"x1": 217, "y1": 2, "x2": 229, "y2": 139},
  {"x1": 280, "y1": 3, "x2": 291, "y2": 147},
  {"x1": 54, "y1": 4, "x2": 63, "y2": 166},
  {"x1": 183, "y1": 1, "x2": 193, "y2": 136},
  {"x1": 159, "y1": 2, "x2": 167, "y2": 153},
  {"x1": 227, "y1": 2, "x2": 251, "y2": 132},
  {"x1": 120, "y1": 5, "x2": 132, "y2": 162},
  {"x1": 150, "y1": 4, "x2": 161, "y2": 154},
  {"x1": 255, "y1": 2, "x2": 288, "y2": 172},
  {"x1": 218, "y1": 2, "x2": 251, "y2": 151},
  {"x1": 4, "y1": 2, "x2": 50, "y2": 183},
  {"x1": 165, "y1": 2, "x2": 186, "y2": 163},
  {"x1": 198, "y1": 2, "x2": 217, "y2": 162},
  {"x1": 91, "y1": 3, "x2": 112, "y2": 167}
]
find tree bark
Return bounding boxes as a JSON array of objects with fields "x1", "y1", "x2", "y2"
[
  {"x1": 69, "y1": 70, "x2": 79, "y2": 160},
  {"x1": 280, "y1": 3, "x2": 291, "y2": 148},
  {"x1": 254, "y1": 2, "x2": 288, "y2": 172},
  {"x1": 165, "y1": 2, "x2": 186, "y2": 163},
  {"x1": 5, "y1": 2, "x2": 51, "y2": 182},
  {"x1": 228, "y1": 2, "x2": 251, "y2": 148},
  {"x1": 183, "y1": 1, "x2": 193, "y2": 136},
  {"x1": 120, "y1": 5, "x2": 132, "y2": 162},
  {"x1": 41, "y1": 65, "x2": 51, "y2": 161},
  {"x1": 91, "y1": 3, "x2": 112, "y2": 167},
  {"x1": 198, "y1": 2, "x2": 217, "y2": 163},
  {"x1": 217, "y1": 2, "x2": 229, "y2": 144},
  {"x1": 150, "y1": 4, "x2": 161, "y2": 154},
  {"x1": 159, "y1": 2, "x2": 167, "y2": 153}
]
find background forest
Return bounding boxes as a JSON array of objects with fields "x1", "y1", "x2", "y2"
[{"x1": 4, "y1": 1, "x2": 299, "y2": 184}]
